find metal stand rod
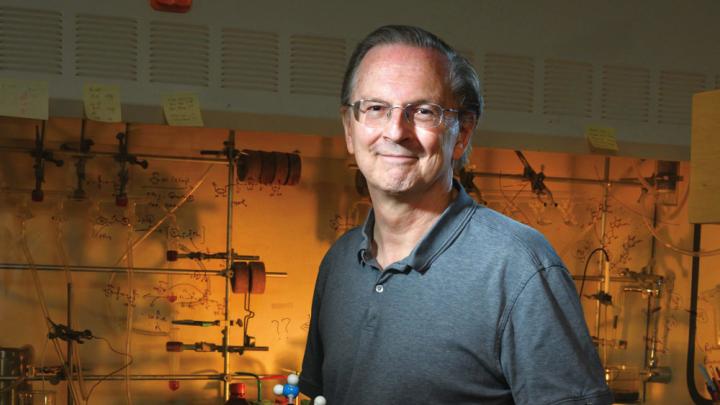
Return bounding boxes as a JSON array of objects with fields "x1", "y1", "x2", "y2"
[
  {"x1": 0, "y1": 263, "x2": 286, "y2": 277},
  {"x1": 596, "y1": 157, "x2": 610, "y2": 366},
  {"x1": 223, "y1": 130, "x2": 235, "y2": 401},
  {"x1": 0, "y1": 145, "x2": 227, "y2": 165},
  {"x1": 466, "y1": 169, "x2": 643, "y2": 187},
  {"x1": 643, "y1": 203, "x2": 659, "y2": 401},
  {"x1": 687, "y1": 224, "x2": 713, "y2": 404},
  {"x1": 67, "y1": 282, "x2": 73, "y2": 405},
  {"x1": 0, "y1": 373, "x2": 259, "y2": 381},
  {"x1": 2, "y1": 144, "x2": 649, "y2": 185},
  {"x1": 572, "y1": 275, "x2": 655, "y2": 283}
]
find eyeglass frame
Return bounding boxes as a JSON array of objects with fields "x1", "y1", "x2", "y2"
[{"x1": 343, "y1": 99, "x2": 461, "y2": 129}]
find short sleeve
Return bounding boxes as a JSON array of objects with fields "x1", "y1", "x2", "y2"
[{"x1": 500, "y1": 266, "x2": 613, "y2": 405}]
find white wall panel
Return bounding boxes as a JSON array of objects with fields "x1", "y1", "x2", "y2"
[{"x1": 1, "y1": 0, "x2": 719, "y2": 160}]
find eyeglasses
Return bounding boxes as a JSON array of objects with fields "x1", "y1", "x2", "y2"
[{"x1": 345, "y1": 99, "x2": 459, "y2": 129}]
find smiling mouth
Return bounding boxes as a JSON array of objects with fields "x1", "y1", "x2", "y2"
[{"x1": 379, "y1": 154, "x2": 417, "y2": 161}]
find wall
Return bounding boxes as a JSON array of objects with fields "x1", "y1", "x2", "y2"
[{"x1": 2, "y1": 0, "x2": 720, "y2": 160}]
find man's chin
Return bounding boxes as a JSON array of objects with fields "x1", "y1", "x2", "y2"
[{"x1": 371, "y1": 180, "x2": 416, "y2": 196}]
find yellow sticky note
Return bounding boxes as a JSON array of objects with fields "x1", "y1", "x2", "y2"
[
  {"x1": 585, "y1": 125, "x2": 619, "y2": 152},
  {"x1": 162, "y1": 93, "x2": 204, "y2": 127},
  {"x1": 0, "y1": 78, "x2": 49, "y2": 120},
  {"x1": 83, "y1": 83, "x2": 122, "y2": 122}
]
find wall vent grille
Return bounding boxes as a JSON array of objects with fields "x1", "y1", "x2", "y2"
[
  {"x1": 482, "y1": 53, "x2": 534, "y2": 113},
  {"x1": 601, "y1": 65, "x2": 650, "y2": 122},
  {"x1": 221, "y1": 29, "x2": 279, "y2": 92},
  {"x1": 0, "y1": 6, "x2": 62, "y2": 75},
  {"x1": 75, "y1": 14, "x2": 137, "y2": 81},
  {"x1": 149, "y1": 21, "x2": 209, "y2": 86},
  {"x1": 543, "y1": 59, "x2": 592, "y2": 118},
  {"x1": 289, "y1": 35, "x2": 346, "y2": 97},
  {"x1": 657, "y1": 70, "x2": 706, "y2": 125}
]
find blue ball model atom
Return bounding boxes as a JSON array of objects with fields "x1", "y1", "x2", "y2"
[{"x1": 273, "y1": 374, "x2": 326, "y2": 405}]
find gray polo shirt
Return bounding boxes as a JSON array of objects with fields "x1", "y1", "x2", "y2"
[{"x1": 300, "y1": 184, "x2": 612, "y2": 404}]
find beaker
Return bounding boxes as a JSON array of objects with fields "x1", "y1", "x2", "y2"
[{"x1": 605, "y1": 364, "x2": 640, "y2": 403}]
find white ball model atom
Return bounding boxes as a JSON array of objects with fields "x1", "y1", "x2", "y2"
[
  {"x1": 287, "y1": 373, "x2": 299, "y2": 385},
  {"x1": 313, "y1": 395, "x2": 327, "y2": 405}
]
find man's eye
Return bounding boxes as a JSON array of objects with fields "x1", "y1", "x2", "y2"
[
  {"x1": 364, "y1": 104, "x2": 386, "y2": 112},
  {"x1": 413, "y1": 105, "x2": 438, "y2": 117}
]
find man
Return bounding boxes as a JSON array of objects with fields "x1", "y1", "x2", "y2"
[{"x1": 299, "y1": 25, "x2": 612, "y2": 404}]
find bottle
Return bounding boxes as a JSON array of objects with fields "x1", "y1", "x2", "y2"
[{"x1": 225, "y1": 383, "x2": 250, "y2": 405}]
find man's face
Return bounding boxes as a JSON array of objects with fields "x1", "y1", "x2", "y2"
[{"x1": 343, "y1": 44, "x2": 470, "y2": 198}]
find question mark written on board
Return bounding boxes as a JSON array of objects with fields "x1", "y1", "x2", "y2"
[{"x1": 271, "y1": 318, "x2": 292, "y2": 340}]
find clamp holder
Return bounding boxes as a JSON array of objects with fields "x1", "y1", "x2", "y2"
[
  {"x1": 30, "y1": 124, "x2": 64, "y2": 202},
  {"x1": 114, "y1": 128, "x2": 148, "y2": 206}
]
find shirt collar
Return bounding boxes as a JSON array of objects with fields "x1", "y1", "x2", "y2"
[{"x1": 357, "y1": 179, "x2": 477, "y2": 273}]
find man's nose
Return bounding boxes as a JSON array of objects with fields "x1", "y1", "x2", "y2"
[{"x1": 384, "y1": 106, "x2": 413, "y2": 141}]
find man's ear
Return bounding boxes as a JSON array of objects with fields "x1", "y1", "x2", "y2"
[
  {"x1": 342, "y1": 108, "x2": 355, "y2": 155},
  {"x1": 452, "y1": 114, "x2": 475, "y2": 160}
]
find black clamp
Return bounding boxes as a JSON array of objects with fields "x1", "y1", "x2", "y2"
[
  {"x1": 30, "y1": 124, "x2": 64, "y2": 202},
  {"x1": 515, "y1": 150, "x2": 556, "y2": 206},
  {"x1": 47, "y1": 318, "x2": 93, "y2": 344},
  {"x1": 61, "y1": 122, "x2": 94, "y2": 200},
  {"x1": 114, "y1": 127, "x2": 148, "y2": 206},
  {"x1": 590, "y1": 291, "x2": 613, "y2": 306},
  {"x1": 243, "y1": 334, "x2": 256, "y2": 349},
  {"x1": 652, "y1": 160, "x2": 683, "y2": 193},
  {"x1": 200, "y1": 132, "x2": 238, "y2": 172},
  {"x1": 200, "y1": 139, "x2": 238, "y2": 161}
]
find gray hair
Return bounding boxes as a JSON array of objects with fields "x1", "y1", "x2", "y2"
[{"x1": 341, "y1": 25, "x2": 483, "y2": 169}]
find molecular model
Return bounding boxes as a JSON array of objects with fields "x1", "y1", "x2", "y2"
[{"x1": 273, "y1": 374, "x2": 326, "y2": 405}]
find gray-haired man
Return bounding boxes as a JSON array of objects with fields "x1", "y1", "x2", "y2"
[{"x1": 299, "y1": 25, "x2": 612, "y2": 405}]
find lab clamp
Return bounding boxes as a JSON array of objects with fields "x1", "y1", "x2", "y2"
[
  {"x1": 30, "y1": 123, "x2": 63, "y2": 202},
  {"x1": 114, "y1": 126, "x2": 148, "y2": 206}
]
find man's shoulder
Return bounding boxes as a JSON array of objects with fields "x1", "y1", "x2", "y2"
[
  {"x1": 465, "y1": 206, "x2": 562, "y2": 268},
  {"x1": 468, "y1": 206, "x2": 547, "y2": 245},
  {"x1": 330, "y1": 225, "x2": 365, "y2": 248},
  {"x1": 321, "y1": 225, "x2": 365, "y2": 263}
]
